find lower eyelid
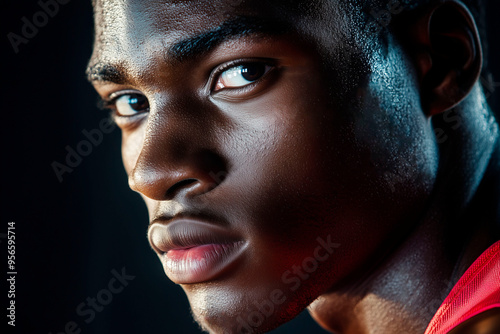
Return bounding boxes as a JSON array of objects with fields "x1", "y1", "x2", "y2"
[{"x1": 112, "y1": 109, "x2": 149, "y2": 129}]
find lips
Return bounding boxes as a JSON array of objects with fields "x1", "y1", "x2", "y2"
[{"x1": 148, "y1": 217, "x2": 247, "y2": 284}]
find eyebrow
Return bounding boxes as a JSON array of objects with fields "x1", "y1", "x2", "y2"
[
  {"x1": 86, "y1": 62, "x2": 127, "y2": 84},
  {"x1": 86, "y1": 16, "x2": 291, "y2": 84},
  {"x1": 168, "y1": 16, "x2": 290, "y2": 61}
]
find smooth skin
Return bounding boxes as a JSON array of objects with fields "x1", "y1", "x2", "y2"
[{"x1": 88, "y1": 0, "x2": 499, "y2": 333}]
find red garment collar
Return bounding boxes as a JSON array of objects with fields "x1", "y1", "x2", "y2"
[{"x1": 424, "y1": 240, "x2": 500, "y2": 334}]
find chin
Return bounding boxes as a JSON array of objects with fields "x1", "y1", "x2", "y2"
[
  {"x1": 180, "y1": 280, "x2": 306, "y2": 333},
  {"x1": 190, "y1": 303, "x2": 295, "y2": 334}
]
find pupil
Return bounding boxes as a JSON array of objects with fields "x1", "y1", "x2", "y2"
[
  {"x1": 128, "y1": 94, "x2": 148, "y2": 111},
  {"x1": 241, "y1": 64, "x2": 265, "y2": 81}
]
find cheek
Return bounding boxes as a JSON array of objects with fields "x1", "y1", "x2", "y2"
[
  {"x1": 354, "y1": 43, "x2": 440, "y2": 198},
  {"x1": 214, "y1": 48, "x2": 438, "y2": 297}
]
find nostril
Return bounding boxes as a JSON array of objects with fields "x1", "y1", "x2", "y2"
[
  {"x1": 131, "y1": 148, "x2": 228, "y2": 201},
  {"x1": 165, "y1": 178, "x2": 198, "y2": 199}
]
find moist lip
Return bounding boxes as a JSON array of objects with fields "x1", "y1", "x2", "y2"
[{"x1": 148, "y1": 218, "x2": 247, "y2": 284}]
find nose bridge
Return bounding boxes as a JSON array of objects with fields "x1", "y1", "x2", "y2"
[{"x1": 128, "y1": 97, "x2": 227, "y2": 201}]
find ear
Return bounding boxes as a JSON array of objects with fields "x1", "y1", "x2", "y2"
[{"x1": 405, "y1": 0, "x2": 482, "y2": 116}]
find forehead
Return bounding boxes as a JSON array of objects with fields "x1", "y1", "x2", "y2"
[
  {"x1": 89, "y1": 0, "x2": 360, "y2": 72},
  {"x1": 93, "y1": 0, "x2": 312, "y2": 36}
]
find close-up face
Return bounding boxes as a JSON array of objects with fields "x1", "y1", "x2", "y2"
[{"x1": 88, "y1": 0, "x2": 440, "y2": 332}]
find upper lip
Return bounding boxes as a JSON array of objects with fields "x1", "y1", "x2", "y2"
[{"x1": 148, "y1": 214, "x2": 243, "y2": 254}]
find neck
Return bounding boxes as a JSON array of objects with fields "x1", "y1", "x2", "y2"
[{"x1": 308, "y1": 86, "x2": 500, "y2": 334}]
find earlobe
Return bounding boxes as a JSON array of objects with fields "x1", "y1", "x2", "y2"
[{"x1": 408, "y1": 1, "x2": 482, "y2": 116}]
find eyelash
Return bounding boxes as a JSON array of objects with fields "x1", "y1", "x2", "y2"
[
  {"x1": 209, "y1": 58, "x2": 276, "y2": 92},
  {"x1": 96, "y1": 91, "x2": 148, "y2": 129},
  {"x1": 97, "y1": 97, "x2": 115, "y2": 111},
  {"x1": 97, "y1": 90, "x2": 145, "y2": 110}
]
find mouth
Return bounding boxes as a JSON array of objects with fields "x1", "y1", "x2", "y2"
[{"x1": 148, "y1": 217, "x2": 247, "y2": 284}]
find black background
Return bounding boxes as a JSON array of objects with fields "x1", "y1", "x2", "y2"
[{"x1": 2, "y1": 1, "x2": 499, "y2": 333}]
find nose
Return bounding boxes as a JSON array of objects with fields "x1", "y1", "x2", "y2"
[{"x1": 128, "y1": 102, "x2": 227, "y2": 201}]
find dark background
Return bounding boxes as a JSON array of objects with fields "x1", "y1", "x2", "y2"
[{"x1": 2, "y1": 1, "x2": 499, "y2": 333}]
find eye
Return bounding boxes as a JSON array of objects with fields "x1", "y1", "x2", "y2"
[
  {"x1": 110, "y1": 93, "x2": 149, "y2": 117},
  {"x1": 214, "y1": 63, "x2": 272, "y2": 91}
]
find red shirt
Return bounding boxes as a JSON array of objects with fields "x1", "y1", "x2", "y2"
[{"x1": 424, "y1": 241, "x2": 500, "y2": 334}]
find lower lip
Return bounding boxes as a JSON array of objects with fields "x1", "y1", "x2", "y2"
[{"x1": 161, "y1": 242, "x2": 246, "y2": 284}]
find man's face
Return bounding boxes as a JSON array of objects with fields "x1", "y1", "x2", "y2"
[{"x1": 89, "y1": 0, "x2": 439, "y2": 332}]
